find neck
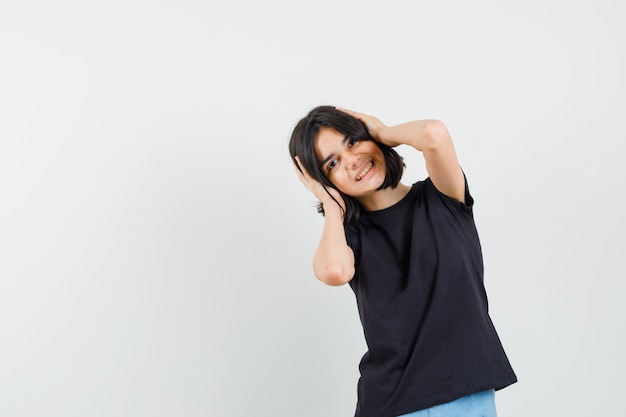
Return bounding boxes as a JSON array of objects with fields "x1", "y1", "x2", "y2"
[{"x1": 357, "y1": 183, "x2": 411, "y2": 211}]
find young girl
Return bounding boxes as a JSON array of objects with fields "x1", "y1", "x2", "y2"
[{"x1": 289, "y1": 106, "x2": 517, "y2": 417}]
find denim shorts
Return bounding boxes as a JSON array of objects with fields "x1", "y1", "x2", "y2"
[{"x1": 397, "y1": 389, "x2": 497, "y2": 417}]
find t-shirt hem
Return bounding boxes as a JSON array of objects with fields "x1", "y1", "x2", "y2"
[{"x1": 356, "y1": 375, "x2": 517, "y2": 417}]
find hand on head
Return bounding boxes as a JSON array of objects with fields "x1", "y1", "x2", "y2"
[
  {"x1": 294, "y1": 156, "x2": 346, "y2": 212},
  {"x1": 336, "y1": 107, "x2": 387, "y2": 144}
]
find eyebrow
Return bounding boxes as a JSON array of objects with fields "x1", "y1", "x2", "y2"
[{"x1": 319, "y1": 135, "x2": 350, "y2": 167}]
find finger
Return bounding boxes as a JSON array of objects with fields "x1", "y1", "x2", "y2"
[
  {"x1": 293, "y1": 167, "x2": 312, "y2": 191},
  {"x1": 293, "y1": 156, "x2": 306, "y2": 176},
  {"x1": 293, "y1": 156, "x2": 302, "y2": 172},
  {"x1": 294, "y1": 158, "x2": 318, "y2": 191},
  {"x1": 338, "y1": 107, "x2": 370, "y2": 120},
  {"x1": 337, "y1": 107, "x2": 374, "y2": 128},
  {"x1": 294, "y1": 156, "x2": 314, "y2": 181},
  {"x1": 293, "y1": 160, "x2": 308, "y2": 182},
  {"x1": 336, "y1": 107, "x2": 360, "y2": 118}
]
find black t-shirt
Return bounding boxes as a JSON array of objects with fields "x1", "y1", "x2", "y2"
[{"x1": 345, "y1": 177, "x2": 517, "y2": 417}]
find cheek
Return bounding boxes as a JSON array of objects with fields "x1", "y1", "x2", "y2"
[
  {"x1": 327, "y1": 174, "x2": 348, "y2": 192},
  {"x1": 327, "y1": 173, "x2": 341, "y2": 187},
  {"x1": 331, "y1": 169, "x2": 350, "y2": 182}
]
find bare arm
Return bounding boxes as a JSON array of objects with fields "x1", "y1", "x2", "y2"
[
  {"x1": 338, "y1": 108, "x2": 466, "y2": 203},
  {"x1": 380, "y1": 120, "x2": 465, "y2": 203},
  {"x1": 294, "y1": 157, "x2": 355, "y2": 286},
  {"x1": 312, "y1": 202, "x2": 355, "y2": 286}
]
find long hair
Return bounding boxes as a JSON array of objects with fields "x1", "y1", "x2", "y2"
[{"x1": 289, "y1": 105, "x2": 404, "y2": 227}]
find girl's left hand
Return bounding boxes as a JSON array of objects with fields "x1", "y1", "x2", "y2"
[{"x1": 336, "y1": 107, "x2": 390, "y2": 144}]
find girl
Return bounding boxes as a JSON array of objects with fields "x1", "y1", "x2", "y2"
[{"x1": 289, "y1": 106, "x2": 516, "y2": 417}]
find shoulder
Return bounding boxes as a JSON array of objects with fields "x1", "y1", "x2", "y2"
[{"x1": 424, "y1": 174, "x2": 475, "y2": 213}]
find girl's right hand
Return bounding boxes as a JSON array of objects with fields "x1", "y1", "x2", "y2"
[{"x1": 294, "y1": 156, "x2": 346, "y2": 212}]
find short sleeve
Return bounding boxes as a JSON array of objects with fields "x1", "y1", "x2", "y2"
[{"x1": 424, "y1": 171, "x2": 474, "y2": 215}]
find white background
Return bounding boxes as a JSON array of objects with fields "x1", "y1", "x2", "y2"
[{"x1": 1, "y1": 1, "x2": 624, "y2": 416}]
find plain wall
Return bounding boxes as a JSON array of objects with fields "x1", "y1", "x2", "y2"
[{"x1": 1, "y1": 0, "x2": 624, "y2": 416}]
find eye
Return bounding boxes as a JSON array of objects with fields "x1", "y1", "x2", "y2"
[
  {"x1": 328, "y1": 159, "x2": 338, "y2": 171},
  {"x1": 348, "y1": 138, "x2": 357, "y2": 148}
]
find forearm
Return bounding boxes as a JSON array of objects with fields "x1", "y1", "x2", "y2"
[
  {"x1": 312, "y1": 203, "x2": 355, "y2": 286},
  {"x1": 377, "y1": 119, "x2": 449, "y2": 151},
  {"x1": 379, "y1": 119, "x2": 465, "y2": 202}
]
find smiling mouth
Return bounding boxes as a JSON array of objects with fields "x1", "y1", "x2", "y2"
[{"x1": 356, "y1": 161, "x2": 373, "y2": 181}]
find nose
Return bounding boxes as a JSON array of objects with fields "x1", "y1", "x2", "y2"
[{"x1": 345, "y1": 149, "x2": 360, "y2": 169}]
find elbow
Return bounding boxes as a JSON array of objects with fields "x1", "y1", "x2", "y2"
[
  {"x1": 314, "y1": 264, "x2": 354, "y2": 286},
  {"x1": 422, "y1": 120, "x2": 450, "y2": 150}
]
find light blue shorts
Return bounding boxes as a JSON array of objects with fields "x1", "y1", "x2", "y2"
[{"x1": 397, "y1": 389, "x2": 497, "y2": 417}]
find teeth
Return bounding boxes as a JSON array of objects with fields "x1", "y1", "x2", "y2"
[{"x1": 357, "y1": 162, "x2": 373, "y2": 181}]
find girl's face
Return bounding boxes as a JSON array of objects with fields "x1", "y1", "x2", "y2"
[{"x1": 314, "y1": 126, "x2": 386, "y2": 198}]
